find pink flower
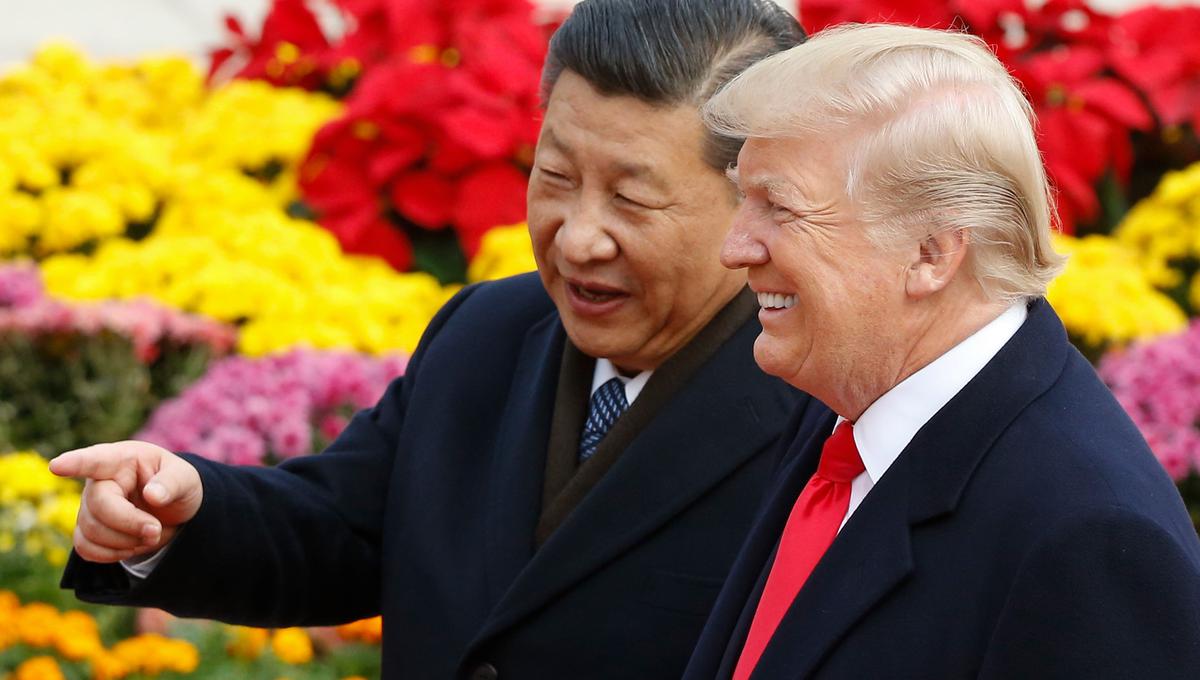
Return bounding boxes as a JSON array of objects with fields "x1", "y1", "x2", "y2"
[
  {"x1": 269, "y1": 417, "x2": 313, "y2": 460},
  {"x1": 137, "y1": 348, "x2": 407, "y2": 466},
  {"x1": 208, "y1": 424, "x2": 267, "y2": 466},
  {"x1": 0, "y1": 265, "x2": 43, "y2": 308},
  {"x1": 318, "y1": 413, "x2": 349, "y2": 441},
  {"x1": 0, "y1": 266, "x2": 236, "y2": 360},
  {"x1": 1099, "y1": 321, "x2": 1200, "y2": 481}
]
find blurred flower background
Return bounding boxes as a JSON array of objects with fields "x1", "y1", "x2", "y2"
[{"x1": 2, "y1": 0, "x2": 1200, "y2": 678}]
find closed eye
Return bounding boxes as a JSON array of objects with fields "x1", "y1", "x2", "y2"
[
  {"x1": 537, "y1": 167, "x2": 573, "y2": 185},
  {"x1": 757, "y1": 199, "x2": 796, "y2": 221},
  {"x1": 616, "y1": 193, "x2": 651, "y2": 209}
]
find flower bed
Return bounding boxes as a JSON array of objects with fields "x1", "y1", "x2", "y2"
[{"x1": 3, "y1": 0, "x2": 1200, "y2": 677}]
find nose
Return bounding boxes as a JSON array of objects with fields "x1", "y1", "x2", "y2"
[
  {"x1": 720, "y1": 208, "x2": 769, "y2": 270},
  {"x1": 557, "y1": 202, "x2": 618, "y2": 265}
]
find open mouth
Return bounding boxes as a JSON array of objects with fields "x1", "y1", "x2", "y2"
[
  {"x1": 567, "y1": 280, "x2": 628, "y2": 306},
  {"x1": 757, "y1": 291, "x2": 797, "y2": 310},
  {"x1": 571, "y1": 283, "x2": 623, "y2": 303}
]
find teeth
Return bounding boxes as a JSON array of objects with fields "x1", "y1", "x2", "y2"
[
  {"x1": 757, "y1": 292, "x2": 797, "y2": 310},
  {"x1": 577, "y1": 285, "x2": 617, "y2": 302}
]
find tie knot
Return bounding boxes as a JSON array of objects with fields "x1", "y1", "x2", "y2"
[
  {"x1": 817, "y1": 421, "x2": 864, "y2": 483},
  {"x1": 578, "y1": 377, "x2": 629, "y2": 462}
]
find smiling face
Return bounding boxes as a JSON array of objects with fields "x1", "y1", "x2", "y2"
[
  {"x1": 528, "y1": 70, "x2": 746, "y2": 372},
  {"x1": 721, "y1": 136, "x2": 913, "y2": 416}
]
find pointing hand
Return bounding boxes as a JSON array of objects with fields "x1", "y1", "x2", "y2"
[{"x1": 50, "y1": 441, "x2": 203, "y2": 563}]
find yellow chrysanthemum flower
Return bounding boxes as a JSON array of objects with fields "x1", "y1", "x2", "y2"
[
  {"x1": 1047, "y1": 234, "x2": 1188, "y2": 351},
  {"x1": 0, "y1": 452, "x2": 82, "y2": 565},
  {"x1": 0, "y1": 42, "x2": 341, "y2": 261},
  {"x1": 468, "y1": 223, "x2": 537, "y2": 283},
  {"x1": 1115, "y1": 161, "x2": 1200, "y2": 309}
]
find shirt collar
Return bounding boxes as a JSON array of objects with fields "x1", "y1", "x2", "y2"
[
  {"x1": 592, "y1": 358, "x2": 653, "y2": 405},
  {"x1": 849, "y1": 302, "x2": 1028, "y2": 485}
]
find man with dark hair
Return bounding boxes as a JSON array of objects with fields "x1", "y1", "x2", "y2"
[{"x1": 53, "y1": 2, "x2": 810, "y2": 678}]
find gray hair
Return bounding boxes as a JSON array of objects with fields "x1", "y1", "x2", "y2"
[{"x1": 704, "y1": 23, "x2": 1066, "y2": 301}]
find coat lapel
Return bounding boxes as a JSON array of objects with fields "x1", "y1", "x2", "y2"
[
  {"x1": 481, "y1": 312, "x2": 566, "y2": 603},
  {"x1": 704, "y1": 407, "x2": 837, "y2": 679},
  {"x1": 748, "y1": 455, "x2": 915, "y2": 679},
  {"x1": 471, "y1": 313, "x2": 794, "y2": 645},
  {"x1": 708, "y1": 299, "x2": 1072, "y2": 679}
]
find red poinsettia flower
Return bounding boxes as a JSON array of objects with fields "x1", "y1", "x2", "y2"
[
  {"x1": 209, "y1": 0, "x2": 330, "y2": 86},
  {"x1": 1109, "y1": 6, "x2": 1200, "y2": 131},
  {"x1": 1012, "y1": 47, "x2": 1152, "y2": 231},
  {"x1": 798, "y1": 0, "x2": 956, "y2": 33},
  {"x1": 391, "y1": 171, "x2": 457, "y2": 229},
  {"x1": 299, "y1": 116, "x2": 414, "y2": 270},
  {"x1": 219, "y1": 0, "x2": 549, "y2": 271},
  {"x1": 453, "y1": 161, "x2": 529, "y2": 256},
  {"x1": 292, "y1": 0, "x2": 544, "y2": 268}
]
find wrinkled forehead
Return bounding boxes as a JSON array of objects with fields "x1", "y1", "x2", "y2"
[{"x1": 728, "y1": 136, "x2": 854, "y2": 203}]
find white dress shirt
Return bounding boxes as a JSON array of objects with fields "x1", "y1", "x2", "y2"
[
  {"x1": 125, "y1": 358, "x2": 654, "y2": 579},
  {"x1": 590, "y1": 358, "x2": 652, "y2": 405},
  {"x1": 837, "y1": 302, "x2": 1028, "y2": 532}
]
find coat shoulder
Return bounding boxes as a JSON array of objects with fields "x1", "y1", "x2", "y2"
[{"x1": 977, "y1": 348, "x2": 1196, "y2": 550}]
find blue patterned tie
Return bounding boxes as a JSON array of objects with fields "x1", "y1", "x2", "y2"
[{"x1": 578, "y1": 377, "x2": 629, "y2": 462}]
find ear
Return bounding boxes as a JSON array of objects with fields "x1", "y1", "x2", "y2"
[{"x1": 905, "y1": 228, "x2": 968, "y2": 299}]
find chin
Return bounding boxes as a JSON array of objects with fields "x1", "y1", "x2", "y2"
[
  {"x1": 752, "y1": 343, "x2": 787, "y2": 379},
  {"x1": 565, "y1": 331, "x2": 619, "y2": 361}
]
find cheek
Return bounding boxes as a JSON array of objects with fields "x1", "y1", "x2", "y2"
[{"x1": 525, "y1": 216, "x2": 557, "y2": 262}]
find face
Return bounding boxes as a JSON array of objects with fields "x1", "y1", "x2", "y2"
[
  {"x1": 528, "y1": 70, "x2": 745, "y2": 372},
  {"x1": 721, "y1": 136, "x2": 912, "y2": 416}
]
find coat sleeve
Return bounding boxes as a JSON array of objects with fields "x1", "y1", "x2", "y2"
[
  {"x1": 978, "y1": 506, "x2": 1200, "y2": 679},
  {"x1": 61, "y1": 283, "x2": 484, "y2": 627}
]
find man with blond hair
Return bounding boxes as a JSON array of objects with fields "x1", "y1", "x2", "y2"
[{"x1": 684, "y1": 23, "x2": 1200, "y2": 679}]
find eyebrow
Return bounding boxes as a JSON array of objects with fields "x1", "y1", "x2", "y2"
[
  {"x1": 541, "y1": 128, "x2": 670, "y2": 193},
  {"x1": 726, "y1": 166, "x2": 806, "y2": 208}
]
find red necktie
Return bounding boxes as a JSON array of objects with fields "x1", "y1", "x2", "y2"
[{"x1": 731, "y1": 421, "x2": 865, "y2": 680}]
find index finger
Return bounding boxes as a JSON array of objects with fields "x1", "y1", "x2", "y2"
[{"x1": 50, "y1": 443, "x2": 134, "y2": 480}]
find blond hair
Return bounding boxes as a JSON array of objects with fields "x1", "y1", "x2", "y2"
[{"x1": 704, "y1": 23, "x2": 1065, "y2": 301}]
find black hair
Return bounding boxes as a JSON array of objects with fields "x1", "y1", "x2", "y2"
[{"x1": 542, "y1": 0, "x2": 806, "y2": 170}]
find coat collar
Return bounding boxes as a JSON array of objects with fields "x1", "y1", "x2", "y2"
[
  {"x1": 470, "y1": 291, "x2": 795, "y2": 650},
  {"x1": 479, "y1": 311, "x2": 566, "y2": 605},
  {"x1": 711, "y1": 298, "x2": 1072, "y2": 679}
]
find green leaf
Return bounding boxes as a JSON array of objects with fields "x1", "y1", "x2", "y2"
[{"x1": 408, "y1": 226, "x2": 468, "y2": 285}]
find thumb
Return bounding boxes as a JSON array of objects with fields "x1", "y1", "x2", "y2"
[
  {"x1": 142, "y1": 475, "x2": 174, "y2": 506},
  {"x1": 139, "y1": 458, "x2": 202, "y2": 524}
]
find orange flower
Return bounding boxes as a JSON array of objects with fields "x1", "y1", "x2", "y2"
[
  {"x1": 271, "y1": 627, "x2": 314, "y2": 664},
  {"x1": 15, "y1": 656, "x2": 65, "y2": 680},
  {"x1": 0, "y1": 591, "x2": 18, "y2": 650},
  {"x1": 54, "y1": 610, "x2": 104, "y2": 660},
  {"x1": 17, "y1": 603, "x2": 61, "y2": 648},
  {"x1": 89, "y1": 650, "x2": 132, "y2": 680},
  {"x1": 227, "y1": 625, "x2": 271, "y2": 660},
  {"x1": 0, "y1": 590, "x2": 19, "y2": 612},
  {"x1": 335, "y1": 616, "x2": 382, "y2": 644},
  {"x1": 111, "y1": 634, "x2": 200, "y2": 675}
]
